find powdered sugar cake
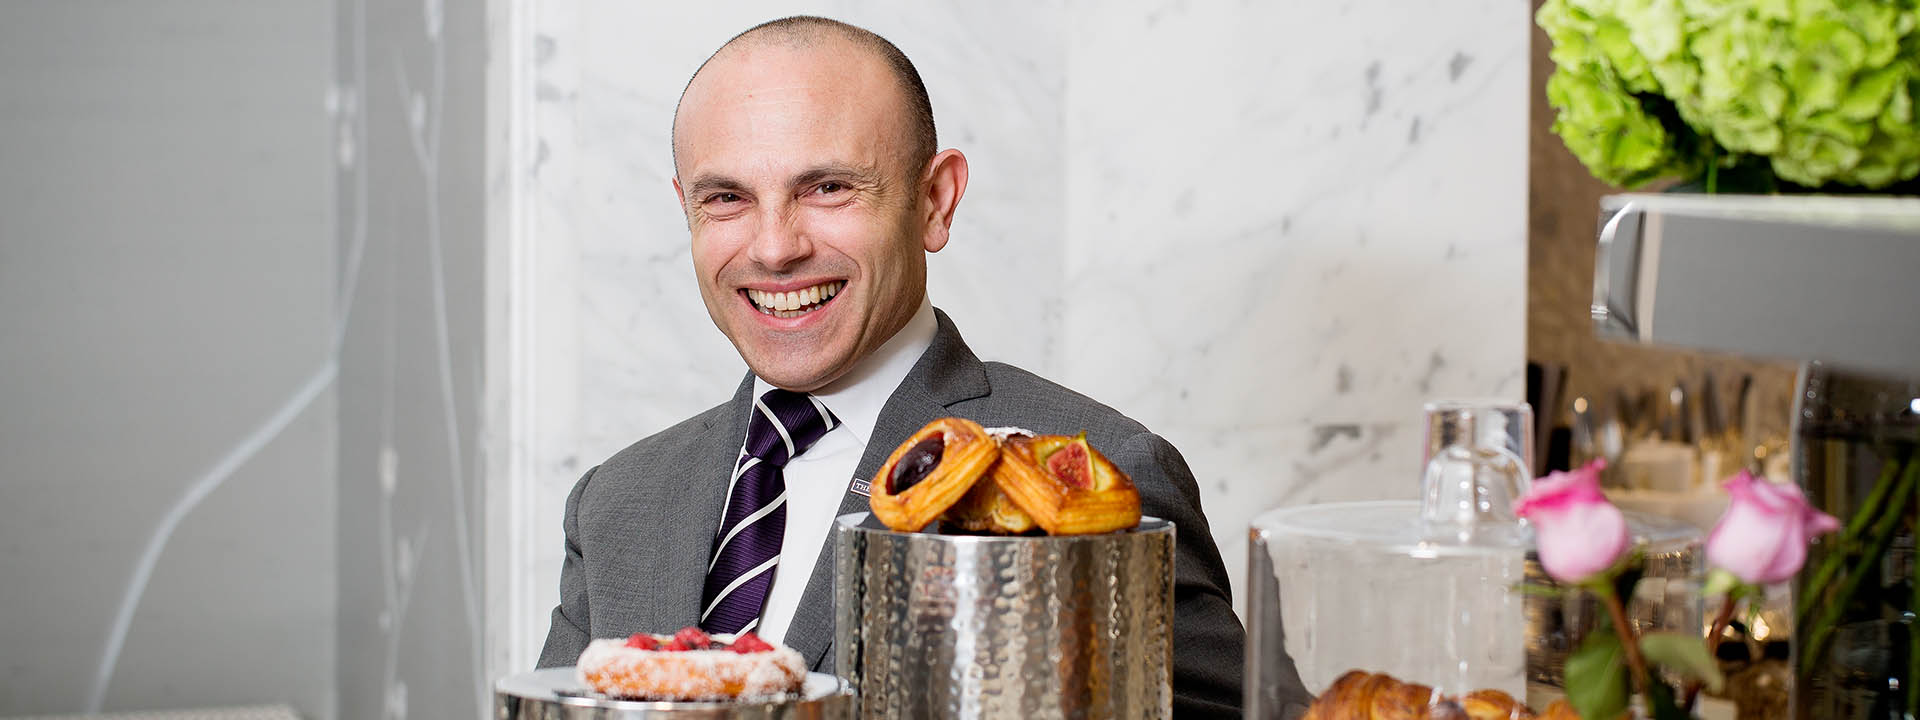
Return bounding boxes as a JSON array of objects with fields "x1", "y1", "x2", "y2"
[{"x1": 575, "y1": 626, "x2": 805, "y2": 702}]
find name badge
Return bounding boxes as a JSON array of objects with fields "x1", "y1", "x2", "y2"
[{"x1": 849, "y1": 477, "x2": 872, "y2": 497}]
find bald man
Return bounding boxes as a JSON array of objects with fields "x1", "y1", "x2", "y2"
[{"x1": 537, "y1": 17, "x2": 1306, "y2": 717}]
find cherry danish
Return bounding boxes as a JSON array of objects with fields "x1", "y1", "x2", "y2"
[{"x1": 868, "y1": 417, "x2": 999, "y2": 532}]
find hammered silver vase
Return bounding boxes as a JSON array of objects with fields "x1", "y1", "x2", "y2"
[{"x1": 832, "y1": 513, "x2": 1175, "y2": 719}]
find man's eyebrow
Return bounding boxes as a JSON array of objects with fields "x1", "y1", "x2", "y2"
[
  {"x1": 792, "y1": 164, "x2": 882, "y2": 188},
  {"x1": 684, "y1": 165, "x2": 883, "y2": 199},
  {"x1": 683, "y1": 175, "x2": 748, "y2": 198}
]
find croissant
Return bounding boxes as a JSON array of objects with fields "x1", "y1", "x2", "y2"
[
  {"x1": 1304, "y1": 671, "x2": 1432, "y2": 720},
  {"x1": 991, "y1": 433, "x2": 1141, "y2": 535},
  {"x1": 1302, "y1": 671, "x2": 1535, "y2": 720},
  {"x1": 868, "y1": 417, "x2": 999, "y2": 532}
]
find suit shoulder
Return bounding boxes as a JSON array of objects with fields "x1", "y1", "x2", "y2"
[
  {"x1": 974, "y1": 361, "x2": 1212, "y2": 550},
  {"x1": 598, "y1": 400, "x2": 733, "y2": 475},
  {"x1": 974, "y1": 361, "x2": 1151, "y2": 439}
]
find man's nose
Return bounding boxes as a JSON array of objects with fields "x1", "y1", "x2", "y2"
[{"x1": 744, "y1": 211, "x2": 812, "y2": 271}]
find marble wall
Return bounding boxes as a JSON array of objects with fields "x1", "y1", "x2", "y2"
[
  {"x1": 1061, "y1": 0, "x2": 1528, "y2": 585},
  {"x1": 502, "y1": 0, "x2": 1528, "y2": 669}
]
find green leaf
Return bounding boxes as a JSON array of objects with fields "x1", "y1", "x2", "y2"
[
  {"x1": 1702, "y1": 567, "x2": 1742, "y2": 598},
  {"x1": 1567, "y1": 629, "x2": 1631, "y2": 720},
  {"x1": 1646, "y1": 680, "x2": 1687, "y2": 720},
  {"x1": 1641, "y1": 631, "x2": 1726, "y2": 693}
]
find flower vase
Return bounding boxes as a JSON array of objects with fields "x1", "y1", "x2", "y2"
[{"x1": 1792, "y1": 362, "x2": 1920, "y2": 720}]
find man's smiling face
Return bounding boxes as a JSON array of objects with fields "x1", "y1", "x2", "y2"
[{"x1": 673, "y1": 39, "x2": 934, "y2": 393}]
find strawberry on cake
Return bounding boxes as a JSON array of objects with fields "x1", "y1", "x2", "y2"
[{"x1": 576, "y1": 626, "x2": 806, "y2": 702}]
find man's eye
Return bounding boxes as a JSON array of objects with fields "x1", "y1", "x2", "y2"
[
  {"x1": 814, "y1": 182, "x2": 843, "y2": 195},
  {"x1": 708, "y1": 192, "x2": 742, "y2": 204}
]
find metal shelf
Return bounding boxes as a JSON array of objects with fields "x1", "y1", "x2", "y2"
[{"x1": 1591, "y1": 193, "x2": 1920, "y2": 378}]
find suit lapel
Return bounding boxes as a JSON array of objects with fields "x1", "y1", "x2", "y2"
[
  {"x1": 783, "y1": 309, "x2": 991, "y2": 669},
  {"x1": 649, "y1": 373, "x2": 756, "y2": 630}
]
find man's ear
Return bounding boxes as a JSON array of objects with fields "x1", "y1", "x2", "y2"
[
  {"x1": 673, "y1": 177, "x2": 688, "y2": 214},
  {"x1": 920, "y1": 149, "x2": 968, "y2": 253}
]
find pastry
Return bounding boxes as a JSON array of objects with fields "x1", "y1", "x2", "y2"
[
  {"x1": 1302, "y1": 671, "x2": 1536, "y2": 720},
  {"x1": 942, "y1": 468, "x2": 1038, "y2": 534},
  {"x1": 991, "y1": 433, "x2": 1142, "y2": 535},
  {"x1": 1535, "y1": 699, "x2": 1582, "y2": 720},
  {"x1": 1372, "y1": 673, "x2": 1438, "y2": 719},
  {"x1": 869, "y1": 417, "x2": 1000, "y2": 532},
  {"x1": 576, "y1": 626, "x2": 805, "y2": 702},
  {"x1": 1305, "y1": 671, "x2": 1427, "y2": 720},
  {"x1": 1302, "y1": 671, "x2": 1373, "y2": 720},
  {"x1": 1456, "y1": 689, "x2": 1532, "y2": 720}
]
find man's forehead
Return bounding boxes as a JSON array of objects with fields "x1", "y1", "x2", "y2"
[
  {"x1": 678, "y1": 85, "x2": 874, "y2": 165},
  {"x1": 674, "y1": 40, "x2": 905, "y2": 175},
  {"x1": 682, "y1": 40, "x2": 880, "y2": 115}
]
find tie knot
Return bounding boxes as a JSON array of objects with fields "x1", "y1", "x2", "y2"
[{"x1": 743, "y1": 389, "x2": 837, "y2": 466}]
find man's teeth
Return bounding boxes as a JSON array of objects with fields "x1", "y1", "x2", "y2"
[{"x1": 746, "y1": 281, "x2": 844, "y2": 318}]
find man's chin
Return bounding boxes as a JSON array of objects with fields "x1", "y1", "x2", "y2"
[
  {"x1": 743, "y1": 357, "x2": 851, "y2": 393},
  {"x1": 752, "y1": 372, "x2": 836, "y2": 393},
  {"x1": 727, "y1": 321, "x2": 864, "y2": 392}
]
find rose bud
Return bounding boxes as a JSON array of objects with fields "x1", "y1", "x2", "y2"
[
  {"x1": 1515, "y1": 460, "x2": 1630, "y2": 584},
  {"x1": 1707, "y1": 470, "x2": 1841, "y2": 584}
]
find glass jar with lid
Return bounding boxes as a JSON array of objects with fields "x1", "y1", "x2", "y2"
[{"x1": 1246, "y1": 401, "x2": 1705, "y2": 718}]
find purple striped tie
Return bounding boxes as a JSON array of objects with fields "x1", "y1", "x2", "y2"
[{"x1": 699, "y1": 388, "x2": 837, "y2": 635}]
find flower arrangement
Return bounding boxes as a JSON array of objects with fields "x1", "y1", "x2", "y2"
[
  {"x1": 1518, "y1": 461, "x2": 1839, "y2": 720},
  {"x1": 1536, "y1": 0, "x2": 1920, "y2": 191}
]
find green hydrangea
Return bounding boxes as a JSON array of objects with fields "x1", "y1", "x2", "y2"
[{"x1": 1537, "y1": 0, "x2": 1920, "y2": 190}]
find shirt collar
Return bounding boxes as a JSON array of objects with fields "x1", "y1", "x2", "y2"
[{"x1": 752, "y1": 296, "x2": 936, "y2": 448}]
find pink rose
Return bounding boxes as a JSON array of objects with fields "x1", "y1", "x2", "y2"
[
  {"x1": 1515, "y1": 460, "x2": 1630, "y2": 584},
  {"x1": 1707, "y1": 470, "x2": 1841, "y2": 584}
]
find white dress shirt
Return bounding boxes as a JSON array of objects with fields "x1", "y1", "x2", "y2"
[{"x1": 749, "y1": 297, "x2": 937, "y2": 644}]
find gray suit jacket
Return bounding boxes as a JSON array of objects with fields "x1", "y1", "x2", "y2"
[{"x1": 538, "y1": 309, "x2": 1307, "y2": 717}]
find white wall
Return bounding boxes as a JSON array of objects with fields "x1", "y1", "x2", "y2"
[{"x1": 495, "y1": 0, "x2": 1527, "y2": 671}]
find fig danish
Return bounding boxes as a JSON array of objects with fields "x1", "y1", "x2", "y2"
[
  {"x1": 991, "y1": 433, "x2": 1142, "y2": 535},
  {"x1": 868, "y1": 417, "x2": 999, "y2": 532}
]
